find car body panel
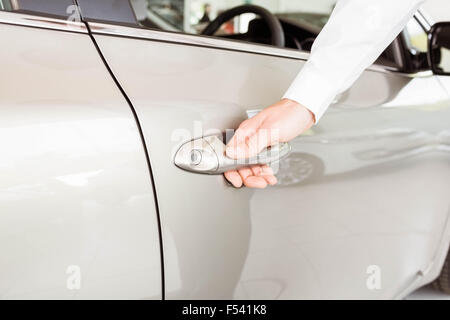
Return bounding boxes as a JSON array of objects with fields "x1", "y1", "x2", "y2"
[
  {"x1": 0, "y1": 16, "x2": 162, "y2": 299},
  {"x1": 91, "y1": 20, "x2": 450, "y2": 299}
]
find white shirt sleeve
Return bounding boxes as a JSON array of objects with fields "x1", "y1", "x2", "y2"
[{"x1": 282, "y1": 0, "x2": 426, "y2": 123}]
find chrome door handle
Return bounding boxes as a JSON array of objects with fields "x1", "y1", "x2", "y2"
[{"x1": 174, "y1": 135, "x2": 291, "y2": 174}]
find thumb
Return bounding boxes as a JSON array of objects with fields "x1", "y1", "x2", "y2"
[
  {"x1": 225, "y1": 118, "x2": 259, "y2": 159},
  {"x1": 226, "y1": 126, "x2": 274, "y2": 160}
]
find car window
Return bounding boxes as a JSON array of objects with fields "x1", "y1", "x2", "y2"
[
  {"x1": 76, "y1": 0, "x2": 138, "y2": 25},
  {"x1": 130, "y1": 1, "x2": 418, "y2": 69},
  {"x1": 403, "y1": 16, "x2": 430, "y2": 71},
  {"x1": 0, "y1": 0, "x2": 76, "y2": 18},
  {"x1": 93, "y1": 0, "x2": 428, "y2": 72},
  {"x1": 404, "y1": 17, "x2": 428, "y2": 53},
  {"x1": 405, "y1": 19, "x2": 428, "y2": 52},
  {"x1": 130, "y1": 0, "x2": 336, "y2": 35}
]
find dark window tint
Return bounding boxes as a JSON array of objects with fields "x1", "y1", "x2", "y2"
[
  {"x1": 0, "y1": 0, "x2": 76, "y2": 18},
  {"x1": 77, "y1": 0, "x2": 137, "y2": 25}
]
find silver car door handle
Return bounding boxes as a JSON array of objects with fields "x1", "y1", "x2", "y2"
[{"x1": 174, "y1": 134, "x2": 291, "y2": 174}]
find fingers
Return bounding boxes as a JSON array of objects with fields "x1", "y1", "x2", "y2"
[
  {"x1": 246, "y1": 166, "x2": 267, "y2": 189},
  {"x1": 243, "y1": 175, "x2": 268, "y2": 189},
  {"x1": 259, "y1": 165, "x2": 278, "y2": 186},
  {"x1": 224, "y1": 170, "x2": 242, "y2": 188},
  {"x1": 226, "y1": 129, "x2": 276, "y2": 160},
  {"x1": 243, "y1": 165, "x2": 278, "y2": 188},
  {"x1": 226, "y1": 119, "x2": 257, "y2": 154},
  {"x1": 237, "y1": 167, "x2": 253, "y2": 183},
  {"x1": 226, "y1": 117, "x2": 267, "y2": 160},
  {"x1": 224, "y1": 165, "x2": 277, "y2": 189},
  {"x1": 251, "y1": 165, "x2": 277, "y2": 186},
  {"x1": 250, "y1": 165, "x2": 262, "y2": 176}
]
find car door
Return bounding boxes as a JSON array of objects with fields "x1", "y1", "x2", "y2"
[
  {"x1": 0, "y1": 2, "x2": 162, "y2": 299},
  {"x1": 80, "y1": 1, "x2": 450, "y2": 299}
]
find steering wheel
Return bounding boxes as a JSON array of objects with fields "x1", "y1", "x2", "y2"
[{"x1": 201, "y1": 4, "x2": 285, "y2": 48}]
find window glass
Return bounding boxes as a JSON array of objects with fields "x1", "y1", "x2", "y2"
[
  {"x1": 0, "y1": 0, "x2": 76, "y2": 18},
  {"x1": 131, "y1": 0, "x2": 336, "y2": 32},
  {"x1": 403, "y1": 17, "x2": 430, "y2": 71},
  {"x1": 77, "y1": 0, "x2": 138, "y2": 25},
  {"x1": 405, "y1": 17, "x2": 428, "y2": 53},
  {"x1": 130, "y1": 0, "x2": 336, "y2": 49},
  {"x1": 127, "y1": 0, "x2": 416, "y2": 71}
]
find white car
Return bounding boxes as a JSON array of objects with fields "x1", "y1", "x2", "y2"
[{"x1": 0, "y1": 0, "x2": 450, "y2": 299}]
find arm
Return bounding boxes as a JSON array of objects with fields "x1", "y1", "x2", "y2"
[
  {"x1": 225, "y1": 0, "x2": 426, "y2": 188},
  {"x1": 283, "y1": 0, "x2": 426, "y2": 122}
]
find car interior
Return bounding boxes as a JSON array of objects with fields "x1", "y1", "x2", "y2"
[{"x1": 132, "y1": 1, "x2": 430, "y2": 73}]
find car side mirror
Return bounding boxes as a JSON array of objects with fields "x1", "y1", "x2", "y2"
[{"x1": 428, "y1": 22, "x2": 450, "y2": 75}]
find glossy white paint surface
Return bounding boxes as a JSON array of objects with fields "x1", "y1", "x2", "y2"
[
  {"x1": 0, "y1": 22, "x2": 162, "y2": 299},
  {"x1": 94, "y1": 25, "x2": 450, "y2": 299}
]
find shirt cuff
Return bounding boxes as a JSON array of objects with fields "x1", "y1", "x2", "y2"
[{"x1": 282, "y1": 63, "x2": 338, "y2": 124}]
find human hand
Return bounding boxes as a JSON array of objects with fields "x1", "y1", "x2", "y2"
[{"x1": 224, "y1": 99, "x2": 315, "y2": 188}]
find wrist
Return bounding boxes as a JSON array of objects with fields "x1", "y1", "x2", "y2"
[{"x1": 280, "y1": 98, "x2": 316, "y2": 124}]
